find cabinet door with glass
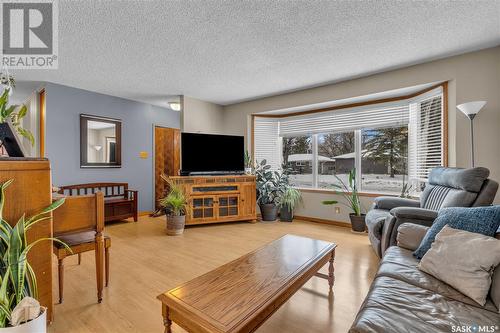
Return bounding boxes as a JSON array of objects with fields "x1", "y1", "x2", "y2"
[
  {"x1": 216, "y1": 195, "x2": 240, "y2": 219},
  {"x1": 190, "y1": 196, "x2": 216, "y2": 222}
]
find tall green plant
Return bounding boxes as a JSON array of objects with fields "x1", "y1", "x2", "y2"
[
  {"x1": 322, "y1": 168, "x2": 363, "y2": 216},
  {"x1": 0, "y1": 89, "x2": 34, "y2": 146},
  {"x1": 159, "y1": 175, "x2": 188, "y2": 216},
  {"x1": 0, "y1": 180, "x2": 69, "y2": 327},
  {"x1": 280, "y1": 186, "x2": 302, "y2": 210},
  {"x1": 255, "y1": 160, "x2": 289, "y2": 205}
]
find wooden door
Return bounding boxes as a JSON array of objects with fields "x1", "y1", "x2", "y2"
[{"x1": 154, "y1": 126, "x2": 180, "y2": 211}]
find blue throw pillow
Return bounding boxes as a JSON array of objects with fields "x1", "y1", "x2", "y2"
[{"x1": 414, "y1": 206, "x2": 500, "y2": 259}]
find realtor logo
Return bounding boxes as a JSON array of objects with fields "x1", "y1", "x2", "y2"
[{"x1": 1, "y1": 0, "x2": 58, "y2": 69}]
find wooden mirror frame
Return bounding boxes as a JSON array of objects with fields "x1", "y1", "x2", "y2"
[{"x1": 80, "y1": 114, "x2": 122, "y2": 168}]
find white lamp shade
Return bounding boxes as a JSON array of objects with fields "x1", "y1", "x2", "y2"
[{"x1": 457, "y1": 101, "x2": 486, "y2": 116}]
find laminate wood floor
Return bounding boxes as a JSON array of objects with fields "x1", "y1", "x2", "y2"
[{"x1": 49, "y1": 217, "x2": 379, "y2": 333}]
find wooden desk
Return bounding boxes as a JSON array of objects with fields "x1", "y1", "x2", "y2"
[{"x1": 157, "y1": 234, "x2": 336, "y2": 333}]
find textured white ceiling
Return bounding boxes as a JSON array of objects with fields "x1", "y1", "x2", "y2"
[{"x1": 11, "y1": 0, "x2": 500, "y2": 107}]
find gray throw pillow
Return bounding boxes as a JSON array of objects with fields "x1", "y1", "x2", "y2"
[{"x1": 418, "y1": 225, "x2": 500, "y2": 306}]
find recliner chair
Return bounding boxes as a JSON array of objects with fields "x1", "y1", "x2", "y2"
[{"x1": 366, "y1": 167, "x2": 498, "y2": 258}]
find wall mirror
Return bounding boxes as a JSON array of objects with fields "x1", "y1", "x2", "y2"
[{"x1": 80, "y1": 114, "x2": 122, "y2": 168}]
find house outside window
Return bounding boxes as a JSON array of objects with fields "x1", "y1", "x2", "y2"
[{"x1": 282, "y1": 135, "x2": 313, "y2": 187}]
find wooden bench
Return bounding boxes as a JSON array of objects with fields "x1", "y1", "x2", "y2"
[{"x1": 57, "y1": 182, "x2": 138, "y2": 222}]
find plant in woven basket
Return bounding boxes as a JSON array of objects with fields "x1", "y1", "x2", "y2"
[
  {"x1": 0, "y1": 179, "x2": 70, "y2": 328},
  {"x1": 159, "y1": 175, "x2": 188, "y2": 216},
  {"x1": 159, "y1": 174, "x2": 188, "y2": 235}
]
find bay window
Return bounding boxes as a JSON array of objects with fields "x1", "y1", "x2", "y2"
[{"x1": 253, "y1": 84, "x2": 446, "y2": 195}]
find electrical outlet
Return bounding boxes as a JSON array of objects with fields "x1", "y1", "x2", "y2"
[{"x1": 335, "y1": 207, "x2": 341, "y2": 214}]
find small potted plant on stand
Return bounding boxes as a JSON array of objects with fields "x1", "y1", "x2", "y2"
[
  {"x1": 279, "y1": 186, "x2": 302, "y2": 222},
  {"x1": 244, "y1": 150, "x2": 253, "y2": 175},
  {"x1": 160, "y1": 175, "x2": 188, "y2": 236},
  {"x1": 322, "y1": 169, "x2": 366, "y2": 232},
  {"x1": 255, "y1": 160, "x2": 288, "y2": 221},
  {"x1": 0, "y1": 87, "x2": 35, "y2": 154},
  {"x1": 0, "y1": 179, "x2": 69, "y2": 332}
]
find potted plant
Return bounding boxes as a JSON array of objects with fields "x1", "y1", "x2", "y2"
[
  {"x1": 159, "y1": 174, "x2": 188, "y2": 236},
  {"x1": 0, "y1": 86, "x2": 35, "y2": 148},
  {"x1": 244, "y1": 150, "x2": 253, "y2": 175},
  {"x1": 322, "y1": 169, "x2": 366, "y2": 232},
  {"x1": 0, "y1": 179, "x2": 69, "y2": 332},
  {"x1": 279, "y1": 186, "x2": 302, "y2": 222},
  {"x1": 255, "y1": 160, "x2": 288, "y2": 221}
]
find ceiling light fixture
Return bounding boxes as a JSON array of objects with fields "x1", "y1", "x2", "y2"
[{"x1": 168, "y1": 102, "x2": 181, "y2": 111}]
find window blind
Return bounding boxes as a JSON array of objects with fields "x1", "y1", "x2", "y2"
[
  {"x1": 253, "y1": 117, "x2": 281, "y2": 170},
  {"x1": 279, "y1": 102, "x2": 409, "y2": 137},
  {"x1": 408, "y1": 91, "x2": 443, "y2": 181}
]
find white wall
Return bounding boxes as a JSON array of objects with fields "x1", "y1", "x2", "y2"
[
  {"x1": 181, "y1": 95, "x2": 225, "y2": 134},
  {"x1": 221, "y1": 46, "x2": 500, "y2": 223}
]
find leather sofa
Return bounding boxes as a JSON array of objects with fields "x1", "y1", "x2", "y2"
[
  {"x1": 366, "y1": 167, "x2": 498, "y2": 257},
  {"x1": 350, "y1": 223, "x2": 500, "y2": 333}
]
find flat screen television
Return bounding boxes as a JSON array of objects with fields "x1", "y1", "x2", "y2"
[{"x1": 181, "y1": 133, "x2": 244, "y2": 175}]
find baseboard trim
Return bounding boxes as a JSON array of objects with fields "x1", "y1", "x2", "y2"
[
  {"x1": 294, "y1": 215, "x2": 351, "y2": 228},
  {"x1": 139, "y1": 211, "x2": 153, "y2": 217}
]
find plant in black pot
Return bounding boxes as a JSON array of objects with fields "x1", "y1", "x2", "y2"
[
  {"x1": 255, "y1": 160, "x2": 288, "y2": 221},
  {"x1": 322, "y1": 169, "x2": 366, "y2": 232},
  {"x1": 0, "y1": 87, "x2": 35, "y2": 156},
  {"x1": 279, "y1": 186, "x2": 302, "y2": 222},
  {"x1": 159, "y1": 175, "x2": 188, "y2": 236}
]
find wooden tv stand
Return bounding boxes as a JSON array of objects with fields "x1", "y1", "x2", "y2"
[{"x1": 168, "y1": 175, "x2": 257, "y2": 225}]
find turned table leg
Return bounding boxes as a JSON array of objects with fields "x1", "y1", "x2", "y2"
[
  {"x1": 162, "y1": 304, "x2": 172, "y2": 333},
  {"x1": 328, "y1": 250, "x2": 335, "y2": 290}
]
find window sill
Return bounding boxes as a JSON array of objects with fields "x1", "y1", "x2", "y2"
[{"x1": 295, "y1": 187, "x2": 418, "y2": 199}]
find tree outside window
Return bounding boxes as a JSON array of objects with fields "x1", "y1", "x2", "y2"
[
  {"x1": 317, "y1": 132, "x2": 355, "y2": 188},
  {"x1": 282, "y1": 136, "x2": 313, "y2": 187},
  {"x1": 361, "y1": 126, "x2": 409, "y2": 193}
]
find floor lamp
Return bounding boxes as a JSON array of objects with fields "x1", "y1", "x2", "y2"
[{"x1": 457, "y1": 101, "x2": 486, "y2": 168}]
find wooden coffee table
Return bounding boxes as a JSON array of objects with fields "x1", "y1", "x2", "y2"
[{"x1": 157, "y1": 234, "x2": 336, "y2": 333}]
